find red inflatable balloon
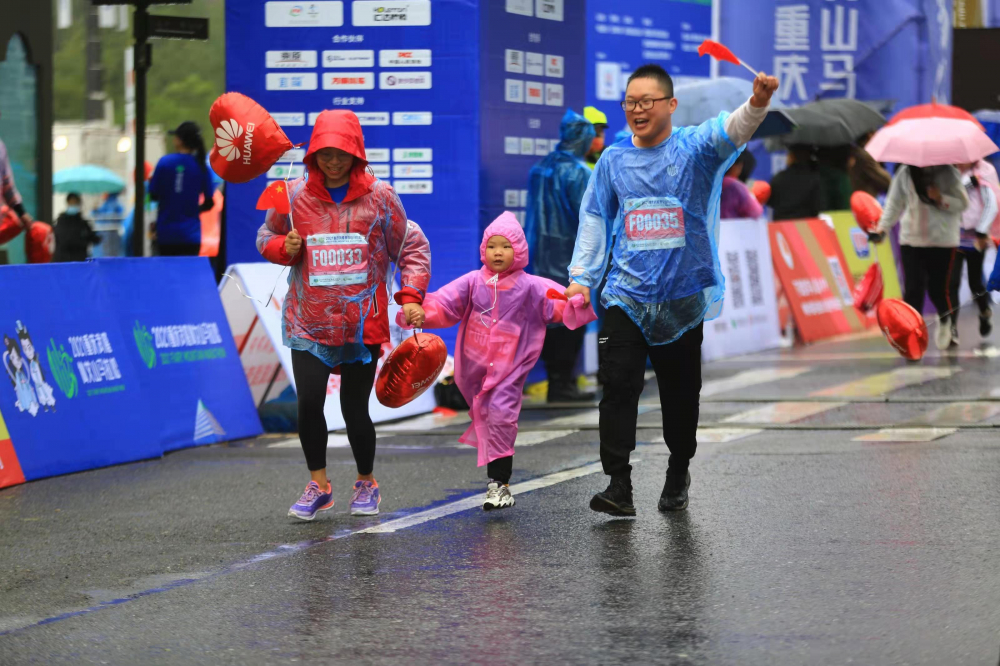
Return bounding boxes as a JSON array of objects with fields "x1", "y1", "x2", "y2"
[
  {"x1": 209, "y1": 93, "x2": 294, "y2": 184},
  {"x1": 25, "y1": 222, "x2": 54, "y2": 264},
  {"x1": 852, "y1": 262, "x2": 884, "y2": 313},
  {"x1": 0, "y1": 205, "x2": 22, "y2": 245},
  {"x1": 877, "y1": 299, "x2": 928, "y2": 361},
  {"x1": 376, "y1": 332, "x2": 448, "y2": 408},
  {"x1": 851, "y1": 191, "x2": 883, "y2": 233},
  {"x1": 751, "y1": 180, "x2": 771, "y2": 206}
]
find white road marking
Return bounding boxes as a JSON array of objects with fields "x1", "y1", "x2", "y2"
[
  {"x1": 652, "y1": 428, "x2": 762, "y2": 444},
  {"x1": 357, "y1": 461, "x2": 610, "y2": 534},
  {"x1": 722, "y1": 402, "x2": 847, "y2": 425},
  {"x1": 852, "y1": 428, "x2": 958, "y2": 443}
]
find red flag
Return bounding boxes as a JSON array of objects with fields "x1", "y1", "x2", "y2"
[
  {"x1": 697, "y1": 40, "x2": 742, "y2": 66},
  {"x1": 256, "y1": 180, "x2": 291, "y2": 214}
]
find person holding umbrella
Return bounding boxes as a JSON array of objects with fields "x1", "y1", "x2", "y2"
[{"x1": 866, "y1": 116, "x2": 999, "y2": 350}]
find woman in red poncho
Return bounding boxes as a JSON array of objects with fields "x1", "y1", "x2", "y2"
[{"x1": 257, "y1": 110, "x2": 430, "y2": 520}]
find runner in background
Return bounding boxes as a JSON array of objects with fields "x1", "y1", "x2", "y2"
[
  {"x1": 524, "y1": 109, "x2": 596, "y2": 403},
  {"x1": 567, "y1": 64, "x2": 778, "y2": 516},
  {"x1": 583, "y1": 106, "x2": 608, "y2": 170},
  {"x1": 150, "y1": 122, "x2": 214, "y2": 256},
  {"x1": 257, "y1": 110, "x2": 430, "y2": 520}
]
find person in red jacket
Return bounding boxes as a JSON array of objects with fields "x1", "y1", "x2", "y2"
[{"x1": 257, "y1": 110, "x2": 431, "y2": 520}]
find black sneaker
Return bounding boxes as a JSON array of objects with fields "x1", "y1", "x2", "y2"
[
  {"x1": 981, "y1": 309, "x2": 993, "y2": 338},
  {"x1": 590, "y1": 477, "x2": 636, "y2": 516},
  {"x1": 658, "y1": 471, "x2": 691, "y2": 512}
]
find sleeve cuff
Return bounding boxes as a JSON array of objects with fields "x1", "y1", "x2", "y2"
[{"x1": 394, "y1": 286, "x2": 423, "y2": 305}]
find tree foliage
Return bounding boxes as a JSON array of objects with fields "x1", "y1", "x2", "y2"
[{"x1": 53, "y1": 0, "x2": 225, "y2": 132}]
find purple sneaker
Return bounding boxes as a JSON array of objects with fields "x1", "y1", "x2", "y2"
[
  {"x1": 350, "y1": 480, "x2": 381, "y2": 516},
  {"x1": 288, "y1": 481, "x2": 333, "y2": 521}
]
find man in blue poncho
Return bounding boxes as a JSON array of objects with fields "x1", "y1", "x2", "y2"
[
  {"x1": 524, "y1": 109, "x2": 596, "y2": 403},
  {"x1": 566, "y1": 64, "x2": 778, "y2": 516}
]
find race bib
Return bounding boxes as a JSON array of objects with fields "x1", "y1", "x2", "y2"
[
  {"x1": 623, "y1": 197, "x2": 685, "y2": 251},
  {"x1": 306, "y1": 233, "x2": 369, "y2": 287}
]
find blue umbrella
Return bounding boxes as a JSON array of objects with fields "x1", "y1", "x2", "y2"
[
  {"x1": 671, "y1": 77, "x2": 794, "y2": 140},
  {"x1": 53, "y1": 164, "x2": 126, "y2": 194}
]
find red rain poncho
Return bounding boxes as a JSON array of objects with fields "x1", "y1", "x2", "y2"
[
  {"x1": 257, "y1": 110, "x2": 431, "y2": 367},
  {"x1": 398, "y1": 213, "x2": 595, "y2": 466}
]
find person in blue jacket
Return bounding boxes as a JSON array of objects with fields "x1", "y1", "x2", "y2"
[
  {"x1": 149, "y1": 121, "x2": 214, "y2": 256},
  {"x1": 524, "y1": 109, "x2": 596, "y2": 403},
  {"x1": 567, "y1": 64, "x2": 778, "y2": 516}
]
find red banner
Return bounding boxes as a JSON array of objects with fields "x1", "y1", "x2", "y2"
[
  {"x1": 769, "y1": 219, "x2": 868, "y2": 343},
  {"x1": 0, "y1": 409, "x2": 25, "y2": 489}
]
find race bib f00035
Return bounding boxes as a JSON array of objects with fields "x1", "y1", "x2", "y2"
[{"x1": 623, "y1": 197, "x2": 686, "y2": 251}]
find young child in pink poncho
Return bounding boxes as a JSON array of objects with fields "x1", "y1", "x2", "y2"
[{"x1": 397, "y1": 212, "x2": 595, "y2": 510}]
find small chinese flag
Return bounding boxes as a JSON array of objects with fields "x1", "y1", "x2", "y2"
[
  {"x1": 256, "y1": 180, "x2": 291, "y2": 214},
  {"x1": 697, "y1": 40, "x2": 741, "y2": 66}
]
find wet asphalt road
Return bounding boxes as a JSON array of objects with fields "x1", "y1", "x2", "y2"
[{"x1": 3, "y1": 313, "x2": 1000, "y2": 665}]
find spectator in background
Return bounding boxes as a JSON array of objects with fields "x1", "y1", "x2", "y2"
[
  {"x1": 871, "y1": 164, "x2": 969, "y2": 350},
  {"x1": 583, "y1": 107, "x2": 609, "y2": 170},
  {"x1": 817, "y1": 145, "x2": 853, "y2": 210},
  {"x1": 0, "y1": 133, "x2": 32, "y2": 230},
  {"x1": 849, "y1": 134, "x2": 892, "y2": 198},
  {"x1": 955, "y1": 160, "x2": 1000, "y2": 338},
  {"x1": 524, "y1": 109, "x2": 596, "y2": 403},
  {"x1": 769, "y1": 145, "x2": 824, "y2": 221},
  {"x1": 721, "y1": 151, "x2": 764, "y2": 219},
  {"x1": 53, "y1": 193, "x2": 100, "y2": 263},
  {"x1": 149, "y1": 121, "x2": 214, "y2": 256}
]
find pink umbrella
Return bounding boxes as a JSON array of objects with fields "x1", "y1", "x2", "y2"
[{"x1": 866, "y1": 117, "x2": 999, "y2": 167}]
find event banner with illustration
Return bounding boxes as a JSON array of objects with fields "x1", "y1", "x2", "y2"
[{"x1": 0, "y1": 259, "x2": 261, "y2": 487}]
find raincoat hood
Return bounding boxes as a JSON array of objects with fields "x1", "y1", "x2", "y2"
[
  {"x1": 556, "y1": 109, "x2": 596, "y2": 159},
  {"x1": 480, "y1": 212, "x2": 529, "y2": 273},
  {"x1": 304, "y1": 110, "x2": 375, "y2": 203}
]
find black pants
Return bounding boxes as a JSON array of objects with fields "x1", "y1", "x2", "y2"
[
  {"x1": 158, "y1": 243, "x2": 202, "y2": 257},
  {"x1": 487, "y1": 456, "x2": 513, "y2": 485},
  {"x1": 541, "y1": 325, "x2": 586, "y2": 386},
  {"x1": 597, "y1": 306, "x2": 703, "y2": 481},
  {"x1": 291, "y1": 346, "x2": 380, "y2": 474},
  {"x1": 900, "y1": 246, "x2": 959, "y2": 324},
  {"x1": 957, "y1": 247, "x2": 993, "y2": 315}
]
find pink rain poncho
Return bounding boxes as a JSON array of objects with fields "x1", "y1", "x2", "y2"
[{"x1": 397, "y1": 213, "x2": 595, "y2": 466}]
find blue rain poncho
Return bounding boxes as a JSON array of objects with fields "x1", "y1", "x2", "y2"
[
  {"x1": 524, "y1": 109, "x2": 595, "y2": 283},
  {"x1": 568, "y1": 113, "x2": 743, "y2": 345}
]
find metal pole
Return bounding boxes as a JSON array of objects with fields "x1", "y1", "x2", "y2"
[{"x1": 132, "y1": 0, "x2": 149, "y2": 257}]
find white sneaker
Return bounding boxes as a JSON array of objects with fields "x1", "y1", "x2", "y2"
[
  {"x1": 483, "y1": 482, "x2": 515, "y2": 511},
  {"x1": 935, "y1": 319, "x2": 952, "y2": 350}
]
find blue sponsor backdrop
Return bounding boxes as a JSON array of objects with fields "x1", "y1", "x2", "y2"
[
  {"x1": 96, "y1": 258, "x2": 262, "y2": 453},
  {"x1": 719, "y1": 0, "x2": 953, "y2": 181},
  {"x1": 586, "y1": 0, "x2": 713, "y2": 135},
  {"x1": 0, "y1": 258, "x2": 262, "y2": 481},
  {"x1": 479, "y1": 0, "x2": 586, "y2": 238},
  {"x1": 225, "y1": 0, "x2": 483, "y2": 353}
]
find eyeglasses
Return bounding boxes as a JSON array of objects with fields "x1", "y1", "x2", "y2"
[{"x1": 621, "y1": 97, "x2": 671, "y2": 112}]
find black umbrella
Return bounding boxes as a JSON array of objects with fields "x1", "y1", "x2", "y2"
[{"x1": 765, "y1": 99, "x2": 886, "y2": 150}]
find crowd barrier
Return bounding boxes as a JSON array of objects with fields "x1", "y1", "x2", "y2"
[
  {"x1": 219, "y1": 263, "x2": 437, "y2": 432},
  {"x1": 703, "y1": 217, "x2": 783, "y2": 361},
  {"x1": 0, "y1": 258, "x2": 262, "y2": 489}
]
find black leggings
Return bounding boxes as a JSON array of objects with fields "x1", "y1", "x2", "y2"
[
  {"x1": 291, "y1": 346, "x2": 380, "y2": 475},
  {"x1": 900, "y1": 246, "x2": 958, "y2": 324},
  {"x1": 957, "y1": 247, "x2": 993, "y2": 315},
  {"x1": 487, "y1": 456, "x2": 513, "y2": 485}
]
